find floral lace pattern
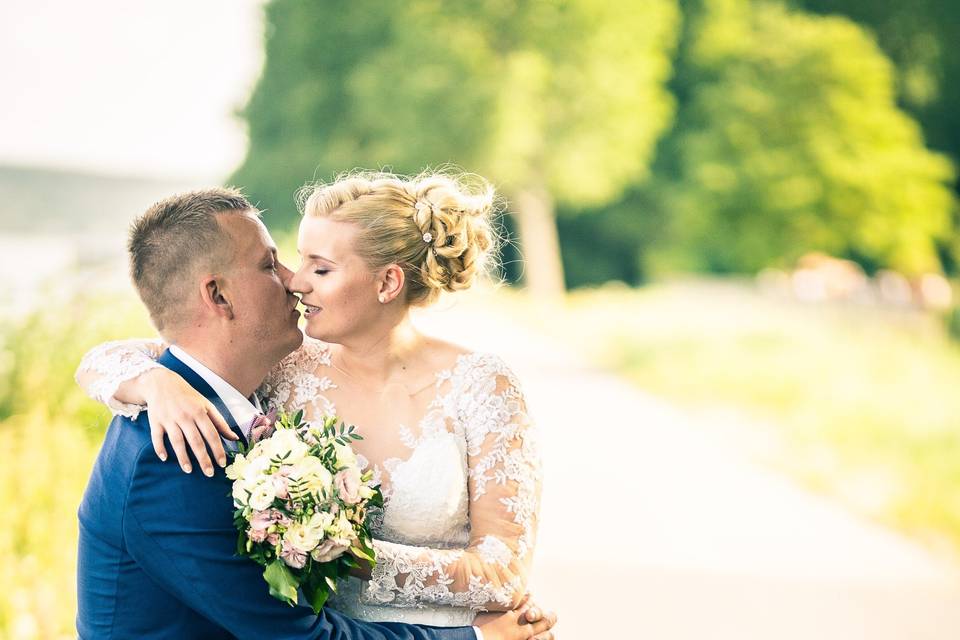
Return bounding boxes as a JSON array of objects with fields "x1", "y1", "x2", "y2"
[
  {"x1": 76, "y1": 336, "x2": 542, "y2": 617},
  {"x1": 75, "y1": 339, "x2": 166, "y2": 419}
]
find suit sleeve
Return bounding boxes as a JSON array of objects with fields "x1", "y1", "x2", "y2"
[{"x1": 122, "y1": 441, "x2": 476, "y2": 640}]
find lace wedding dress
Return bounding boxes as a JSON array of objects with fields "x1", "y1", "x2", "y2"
[{"x1": 77, "y1": 338, "x2": 542, "y2": 627}]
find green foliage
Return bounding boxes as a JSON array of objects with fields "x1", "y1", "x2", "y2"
[
  {"x1": 232, "y1": 0, "x2": 680, "y2": 230},
  {"x1": 0, "y1": 292, "x2": 153, "y2": 638},
  {"x1": 648, "y1": 0, "x2": 956, "y2": 276},
  {"x1": 264, "y1": 559, "x2": 299, "y2": 605}
]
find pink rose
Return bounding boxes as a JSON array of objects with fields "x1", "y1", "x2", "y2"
[
  {"x1": 249, "y1": 509, "x2": 291, "y2": 544},
  {"x1": 248, "y1": 510, "x2": 274, "y2": 539},
  {"x1": 334, "y1": 468, "x2": 362, "y2": 505},
  {"x1": 280, "y1": 540, "x2": 308, "y2": 569},
  {"x1": 247, "y1": 525, "x2": 268, "y2": 543},
  {"x1": 310, "y1": 538, "x2": 349, "y2": 563}
]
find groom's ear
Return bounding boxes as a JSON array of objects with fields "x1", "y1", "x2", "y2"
[{"x1": 200, "y1": 275, "x2": 235, "y2": 319}]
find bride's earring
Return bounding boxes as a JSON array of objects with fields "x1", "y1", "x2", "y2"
[{"x1": 378, "y1": 295, "x2": 386, "y2": 304}]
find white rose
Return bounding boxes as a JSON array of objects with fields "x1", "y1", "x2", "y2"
[
  {"x1": 287, "y1": 456, "x2": 333, "y2": 498},
  {"x1": 240, "y1": 456, "x2": 271, "y2": 484},
  {"x1": 225, "y1": 453, "x2": 249, "y2": 481},
  {"x1": 334, "y1": 511, "x2": 356, "y2": 544},
  {"x1": 232, "y1": 479, "x2": 251, "y2": 507},
  {"x1": 333, "y1": 443, "x2": 358, "y2": 470},
  {"x1": 308, "y1": 510, "x2": 335, "y2": 532},
  {"x1": 247, "y1": 481, "x2": 278, "y2": 511},
  {"x1": 264, "y1": 429, "x2": 311, "y2": 464},
  {"x1": 284, "y1": 520, "x2": 324, "y2": 554}
]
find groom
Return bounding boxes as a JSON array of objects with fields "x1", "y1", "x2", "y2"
[{"x1": 76, "y1": 189, "x2": 556, "y2": 640}]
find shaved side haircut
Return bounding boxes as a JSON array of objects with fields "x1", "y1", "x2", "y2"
[{"x1": 128, "y1": 187, "x2": 255, "y2": 332}]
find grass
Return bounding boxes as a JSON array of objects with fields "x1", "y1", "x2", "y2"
[
  {"x1": 522, "y1": 279, "x2": 960, "y2": 555},
  {"x1": 0, "y1": 289, "x2": 153, "y2": 639}
]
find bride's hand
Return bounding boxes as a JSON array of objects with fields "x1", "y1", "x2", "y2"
[
  {"x1": 476, "y1": 595, "x2": 557, "y2": 640},
  {"x1": 139, "y1": 369, "x2": 236, "y2": 476}
]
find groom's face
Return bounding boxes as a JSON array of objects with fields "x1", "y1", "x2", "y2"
[{"x1": 217, "y1": 212, "x2": 303, "y2": 361}]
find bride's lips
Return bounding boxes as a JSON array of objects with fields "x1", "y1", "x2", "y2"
[{"x1": 301, "y1": 301, "x2": 322, "y2": 317}]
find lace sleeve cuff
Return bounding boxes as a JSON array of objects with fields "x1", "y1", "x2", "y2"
[{"x1": 76, "y1": 338, "x2": 165, "y2": 419}]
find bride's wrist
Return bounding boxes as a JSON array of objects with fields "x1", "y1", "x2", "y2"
[{"x1": 127, "y1": 368, "x2": 172, "y2": 406}]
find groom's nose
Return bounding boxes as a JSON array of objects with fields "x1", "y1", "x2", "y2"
[{"x1": 277, "y1": 261, "x2": 295, "y2": 289}]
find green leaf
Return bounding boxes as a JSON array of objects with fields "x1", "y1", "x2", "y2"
[
  {"x1": 325, "y1": 575, "x2": 339, "y2": 592},
  {"x1": 293, "y1": 409, "x2": 304, "y2": 425},
  {"x1": 263, "y1": 559, "x2": 300, "y2": 606},
  {"x1": 350, "y1": 545, "x2": 374, "y2": 563},
  {"x1": 303, "y1": 580, "x2": 330, "y2": 614},
  {"x1": 236, "y1": 530, "x2": 248, "y2": 556}
]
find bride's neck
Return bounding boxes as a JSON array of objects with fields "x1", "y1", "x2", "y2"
[{"x1": 333, "y1": 314, "x2": 425, "y2": 383}]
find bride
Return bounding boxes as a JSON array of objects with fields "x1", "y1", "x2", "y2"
[{"x1": 76, "y1": 171, "x2": 542, "y2": 629}]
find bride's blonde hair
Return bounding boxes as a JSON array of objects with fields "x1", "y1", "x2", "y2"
[{"x1": 297, "y1": 170, "x2": 498, "y2": 306}]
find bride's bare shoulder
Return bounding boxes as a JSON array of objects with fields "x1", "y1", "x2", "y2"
[
  {"x1": 419, "y1": 337, "x2": 513, "y2": 374},
  {"x1": 419, "y1": 337, "x2": 474, "y2": 371}
]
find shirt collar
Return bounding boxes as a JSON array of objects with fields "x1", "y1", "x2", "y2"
[{"x1": 169, "y1": 345, "x2": 261, "y2": 434}]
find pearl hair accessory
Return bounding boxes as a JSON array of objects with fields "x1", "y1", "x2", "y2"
[{"x1": 422, "y1": 232, "x2": 433, "y2": 243}]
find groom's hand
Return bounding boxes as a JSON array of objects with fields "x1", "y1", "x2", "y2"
[{"x1": 141, "y1": 369, "x2": 237, "y2": 476}]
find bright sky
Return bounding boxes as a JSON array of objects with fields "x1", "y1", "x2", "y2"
[{"x1": 0, "y1": 0, "x2": 265, "y2": 180}]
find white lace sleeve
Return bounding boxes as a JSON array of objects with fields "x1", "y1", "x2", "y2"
[
  {"x1": 75, "y1": 338, "x2": 167, "y2": 419},
  {"x1": 364, "y1": 358, "x2": 542, "y2": 611}
]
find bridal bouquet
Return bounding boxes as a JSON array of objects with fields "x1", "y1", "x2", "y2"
[{"x1": 225, "y1": 409, "x2": 383, "y2": 612}]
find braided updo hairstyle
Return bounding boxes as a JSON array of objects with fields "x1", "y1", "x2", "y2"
[{"x1": 298, "y1": 170, "x2": 498, "y2": 306}]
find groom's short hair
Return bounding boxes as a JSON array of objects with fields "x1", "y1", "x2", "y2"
[{"x1": 128, "y1": 187, "x2": 255, "y2": 332}]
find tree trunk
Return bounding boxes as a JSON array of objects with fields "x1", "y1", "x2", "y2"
[{"x1": 512, "y1": 182, "x2": 566, "y2": 300}]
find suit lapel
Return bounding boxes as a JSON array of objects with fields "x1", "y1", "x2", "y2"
[{"x1": 156, "y1": 349, "x2": 248, "y2": 447}]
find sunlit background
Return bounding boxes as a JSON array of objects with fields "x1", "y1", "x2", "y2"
[{"x1": 3, "y1": 0, "x2": 960, "y2": 638}]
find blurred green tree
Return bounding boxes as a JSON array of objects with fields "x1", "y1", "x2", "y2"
[
  {"x1": 646, "y1": 0, "x2": 955, "y2": 275},
  {"x1": 793, "y1": 0, "x2": 960, "y2": 273},
  {"x1": 230, "y1": 0, "x2": 680, "y2": 297}
]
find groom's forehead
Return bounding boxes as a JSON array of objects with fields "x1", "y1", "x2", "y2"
[{"x1": 219, "y1": 211, "x2": 274, "y2": 249}]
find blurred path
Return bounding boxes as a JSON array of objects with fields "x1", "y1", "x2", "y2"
[{"x1": 415, "y1": 293, "x2": 960, "y2": 639}]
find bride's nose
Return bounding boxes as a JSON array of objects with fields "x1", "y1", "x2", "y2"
[{"x1": 288, "y1": 264, "x2": 311, "y2": 293}]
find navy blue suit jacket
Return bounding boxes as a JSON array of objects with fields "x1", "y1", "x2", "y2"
[{"x1": 77, "y1": 349, "x2": 475, "y2": 640}]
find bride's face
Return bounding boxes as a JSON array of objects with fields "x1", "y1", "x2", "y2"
[{"x1": 289, "y1": 216, "x2": 389, "y2": 343}]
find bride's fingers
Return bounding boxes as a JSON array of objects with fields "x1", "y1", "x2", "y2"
[
  {"x1": 150, "y1": 420, "x2": 168, "y2": 462},
  {"x1": 181, "y1": 421, "x2": 214, "y2": 477},
  {"x1": 206, "y1": 402, "x2": 237, "y2": 441},
  {"x1": 166, "y1": 426, "x2": 193, "y2": 474},
  {"x1": 196, "y1": 416, "x2": 227, "y2": 468},
  {"x1": 524, "y1": 610, "x2": 557, "y2": 638}
]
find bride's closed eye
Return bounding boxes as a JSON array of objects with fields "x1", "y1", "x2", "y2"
[{"x1": 313, "y1": 269, "x2": 329, "y2": 276}]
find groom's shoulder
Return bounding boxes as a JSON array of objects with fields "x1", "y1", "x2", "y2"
[{"x1": 93, "y1": 409, "x2": 175, "y2": 489}]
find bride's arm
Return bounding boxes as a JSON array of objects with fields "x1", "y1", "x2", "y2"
[
  {"x1": 363, "y1": 362, "x2": 542, "y2": 612},
  {"x1": 75, "y1": 338, "x2": 238, "y2": 475}
]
